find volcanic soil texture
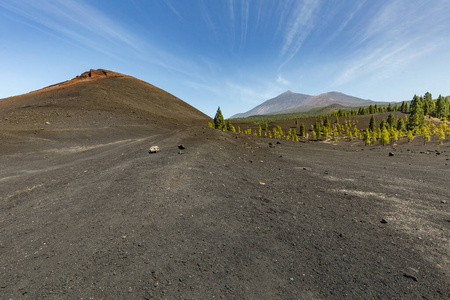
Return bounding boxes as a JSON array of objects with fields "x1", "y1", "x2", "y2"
[{"x1": 0, "y1": 71, "x2": 449, "y2": 299}]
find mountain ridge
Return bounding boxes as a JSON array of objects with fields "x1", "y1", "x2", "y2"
[{"x1": 231, "y1": 90, "x2": 377, "y2": 118}]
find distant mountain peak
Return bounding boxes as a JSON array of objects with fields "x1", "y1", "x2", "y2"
[{"x1": 230, "y1": 90, "x2": 377, "y2": 118}]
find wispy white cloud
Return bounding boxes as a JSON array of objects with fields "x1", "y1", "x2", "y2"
[
  {"x1": 328, "y1": 0, "x2": 450, "y2": 90},
  {"x1": 276, "y1": 75, "x2": 290, "y2": 85},
  {"x1": 330, "y1": 38, "x2": 436, "y2": 89},
  {"x1": 279, "y1": 0, "x2": 319, "y2": 65},
  {"x1": 227, "y1": 0, "x2": 235, "y2": 22},
  {"x1": 0, "y1": 0, "x2": 205, "y2": 78},
  {"x1": 240, "y1": 0, "x2": 250, "y2": 48},
  {"x1": 0, "y1": 0, "x2": 142, "y2": 53},
  {"x1": 163, "y1": 0, "x2": 181, "y2": 18},
  {"x1": 325, "y1": 0, "x2": 367, "y2": 44}
]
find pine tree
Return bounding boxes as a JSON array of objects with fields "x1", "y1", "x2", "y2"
[
  {"x1": 387, "y1": 113, "x2": 395, "y2": 128},
  {"x1": 400, "y1": 101, "x2": 406, "y2": 113},
  {"x1": 438, "y1": 127, "x2": 445, "y2": 144},
  {"x1": 214, "y1": 107, "x2": 226, "y2": 130},
  {"x1": 436, "y1": 95, "x2": 450, "y2": 120},
  {"x1": 387, "y1": 103, "x2": 393, "y2": 112},
  {"x1": 407, "y1": 130, "x2": 414, "y2": 142},
  {"x1": 422, "y1": 127, "x2": 431, "y2": 144},
  {"x1": 323, "y1": 127, "x2": 329, "y2": 139},
  {"x1": 389, "y1": 128, "x2": 398, "y2": 145},
  {"x1": 299, "y1": 122, "x2": 305, "y2": 137},
  {"x1": 371, "y1": 131, "x2": 378, "y2": 143},
  {"x1": 379, "y1": 128, "x2": 390, "y2": 146},
  {"x1": 314, "y1": 121, "x2": 321, "y2": 138},
  {"x1": 396, "y1": 118, "x2": 405, "y2": 131},
  {"x1": 369, "y1": 115, "x2": 376, "y2": 131},
  {"x1": 226, "y1": 120, "x2": 236, "y2": 132},
  {"x1": 407, "y1": 95, "x2": 425, "y2": 131},
  {"x1": 379, "y1": 119, "x2": 386, "y2": 130},
  {"x1": 423, "y1": 92, "x2": 433, "y2": 116},
  {"x1": 363, "y1": 129, "x2": 371, "y2": 146},
  {"x1": 324, "y1": 116, "x2": 330, "y2": 130}
]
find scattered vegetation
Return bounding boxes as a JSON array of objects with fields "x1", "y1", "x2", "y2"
[{"x1": 210, "y1": 93, "x2": 450, "y2": 145}]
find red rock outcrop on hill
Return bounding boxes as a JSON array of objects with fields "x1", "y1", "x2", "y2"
[
  {"x1": 31, "y1": 69, "x2": 127, "y2": 94},
  {"x1": 76, "y1": 69, "x2": 125, "y2": 80}
]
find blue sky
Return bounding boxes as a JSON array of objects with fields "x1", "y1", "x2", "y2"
[{"x1": 1, "y1": 0, "x2": 449, "y2": 118}]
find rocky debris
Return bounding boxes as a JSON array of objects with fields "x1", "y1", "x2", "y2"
[
  {"x1": 149, "y1": 146, "x2": 160, "y2": 153},
  {"x1": 76, "y1": 69, "x2": 123, "y2": 80},
  {"x1": 389, "y1": 152, "x2": 394, "y2": 156},
  {"x1": 269, "y1": 143, "x2": 275, "y2": 148},
  {"x1": 45, "y1": 121, "x2": 50, "y2": 125},
  {"x1": 276, "y1": 141, "x2": 281, "y2": 145},
  {"x1": 403, "y1": 273, "x2": 418, "y2": 282},
  {"x1": 381, "y1": 218, "x2": 388, "y2": 224},
  {"x1": 178, "y1": 144, "x2": 186, "y2": 150}
]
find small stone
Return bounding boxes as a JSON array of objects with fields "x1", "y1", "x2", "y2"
[
  {"x1": 381, "y1": 218, "x2": 388, "y2": 224},
  {"x1": 276, "y1": 141, "x2": 281, "y2": 145},
  {"x1": 403, "y1": 273, "x2": 418, "y2": 282},
  {"x1": 389, "y1": 152, "x2": 394, "y2": 156},
  {"x1": 441, "y1": 200, "x2": 447, "y2": 204},
  {"x1": 45, "y1": 121, "x2": 50, "y2": 125},
  {"x1": 149, "y1": 146, "x2": 160, "y2": 153},
  {"x1": 178, "y1": 144, "x2": 186, "y2": 150}
]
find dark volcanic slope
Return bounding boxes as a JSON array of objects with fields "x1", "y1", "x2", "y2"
[
  {"x1": 0, "y1": 69, "x2": 210, "y2": 131},
  {"x1": 0, "y1": 127, "x2": 449, "y2": 299},
  {"x1": 0, "y1": 71, "x2": 449, "y2": 299}
]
